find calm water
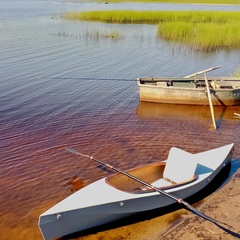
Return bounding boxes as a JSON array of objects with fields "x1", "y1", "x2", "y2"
[{"x1": 1, "y1": 1, "x2": 240, "y2": 239}]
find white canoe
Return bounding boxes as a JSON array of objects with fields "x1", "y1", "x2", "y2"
[{"x1": 38, "y1": 143, "x2": 234, "y2": 240}]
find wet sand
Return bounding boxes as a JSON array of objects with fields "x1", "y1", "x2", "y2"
[{"x1": 157, "y1": 169, "x2": 240, "y2": 240}]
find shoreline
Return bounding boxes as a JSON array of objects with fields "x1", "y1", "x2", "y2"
[
  {"x1": 156, "y1": 169, "x2": 240, "y2": 239},
  {"x1": 66, "y1": 0, "x2": 240, "y2": 5}
]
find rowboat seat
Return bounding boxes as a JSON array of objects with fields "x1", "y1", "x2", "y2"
[
  {"x1": 141, "y1": 147, "x2": 197, "y2": 191},
  {"x1": 210, "y1": 80, "x2": 233, "y2": 89}
]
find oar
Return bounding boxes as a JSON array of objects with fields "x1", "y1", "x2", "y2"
[
  {"x1": 183, "y1": 66, "x2": 221, "y2": 78},
  {"x1": 65, "y1": 147, "x2": 240, "y2": 238},
  {"x1": 204, "y1": 72, "x2": 216, "y2": 129},
  {"x1": 184, "y1": 66, "x2": 220, "y2": 130}
]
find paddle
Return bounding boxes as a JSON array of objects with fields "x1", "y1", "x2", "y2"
[
  {"x1": 66, "y1": 147, "x2": 240, "y2": 238},
  {"x1": 184, "y1": 66, "x2": 220, "y2": 129}
]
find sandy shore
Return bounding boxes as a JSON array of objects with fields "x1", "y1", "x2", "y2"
[{"x1": 156, "y1": 169, "x2": 240, "y2": 240}]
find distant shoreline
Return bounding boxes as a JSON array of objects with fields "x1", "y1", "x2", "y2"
[{"x1": 66, "y1": 0, "x2": 240, "y2": 4}]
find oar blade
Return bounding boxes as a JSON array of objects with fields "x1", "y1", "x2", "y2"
[{"x1": 65, "y1": 147, "x2": 89, "y2": 158}]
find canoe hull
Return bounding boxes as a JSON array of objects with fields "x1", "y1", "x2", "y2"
[
  {"x1": 137, "y1": 78, "x2": 240, "y2": 106},
  {"x1": 39, "y1": 209, "x2": 131, "y2": 240},
  {"x1": 38, "y1": 183, "x2": 201, "y2": 240},
  {"x1": 38, "y1": 143, "x2": 234, "y2": 240}
]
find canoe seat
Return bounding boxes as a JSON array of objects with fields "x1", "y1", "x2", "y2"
[
  {"x1": 150, "y1": 178, "x2": 172, "y2": 188},
  {"x1": 163, "y1": 147, "x2": 197, "y2": 183},
  {"x1": 141, "y1": 147, "x2": 197, "y2": 191}
]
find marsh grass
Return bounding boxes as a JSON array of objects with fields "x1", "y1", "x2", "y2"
[
  {"x1": 65, "y1": 11, "x2": 163, "y2": 23},
  {"x1": 86, "y1": 29, "x2": 123, "y2": 39},
  {"x1": 65, "y1": 11, "x2": 240, "y2": 24},
  {"x1": 54, "y1": 29, "x2": 123, "y2": 40},
  {"x1": 64, "y1": 11, "x2": 240, "y2": 50},
  {"x1": 158, "y1": 22, "x2": 240, "y2": 51}
]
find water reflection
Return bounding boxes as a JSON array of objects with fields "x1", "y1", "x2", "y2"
[
  {"x1": 136, "y1": 101, "x2": 239, "y2": 127},
  {"x1": 63, "y1": 175, "x2": 87, "y2": 192}
]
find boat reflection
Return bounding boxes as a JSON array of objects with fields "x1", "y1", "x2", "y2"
[{"x1": 136, "y1": 102, "x2": 240, "y2": 124}]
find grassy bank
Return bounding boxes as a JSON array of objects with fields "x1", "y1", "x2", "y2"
[
  {"x1": 64, "y1": 11, "x2": 240, "y2": 51},
  {"x1": 65, "y1": 11, "x2": 240, "y2": 24},
  {"x1": 65, "y1": 10, "x2": 168, "y2": 23}
]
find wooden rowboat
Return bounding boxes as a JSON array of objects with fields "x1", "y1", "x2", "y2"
[
  {"x1": 38, "y1": 143, "x2": 234, "y2": 240},
  {"x1": 137, "y1": 68, "x2": 240, "y2": 106}
]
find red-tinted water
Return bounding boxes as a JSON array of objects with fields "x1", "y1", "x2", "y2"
[
  {"x1": 1, "y1": 1, "x2": 240, "y2": 239},
  {"x1": 1, "y1": 94, "x2": 240, "y2": 240}
]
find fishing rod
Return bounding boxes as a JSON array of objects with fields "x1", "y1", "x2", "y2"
[
  {"x1": 66, "y1": 147, "x2": 240, "y2": 238},
  {"x1": 51, "y1": 77, "x2": 135, "y2": 82},
  {"x1": 44, "y1": 75, "x2": 240, "y2": 83}
]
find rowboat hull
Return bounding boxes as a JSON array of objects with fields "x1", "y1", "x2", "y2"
[
  {"x1": 38, "y1": 143, "x2": 234, "y2": 240},
  {"x1": 137, "y1": 77, "x2": 240, "y2": 106}
]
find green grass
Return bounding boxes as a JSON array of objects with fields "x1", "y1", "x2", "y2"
[{"x1": 64, "y1": 11, "x2": 240, "y2": 51}]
